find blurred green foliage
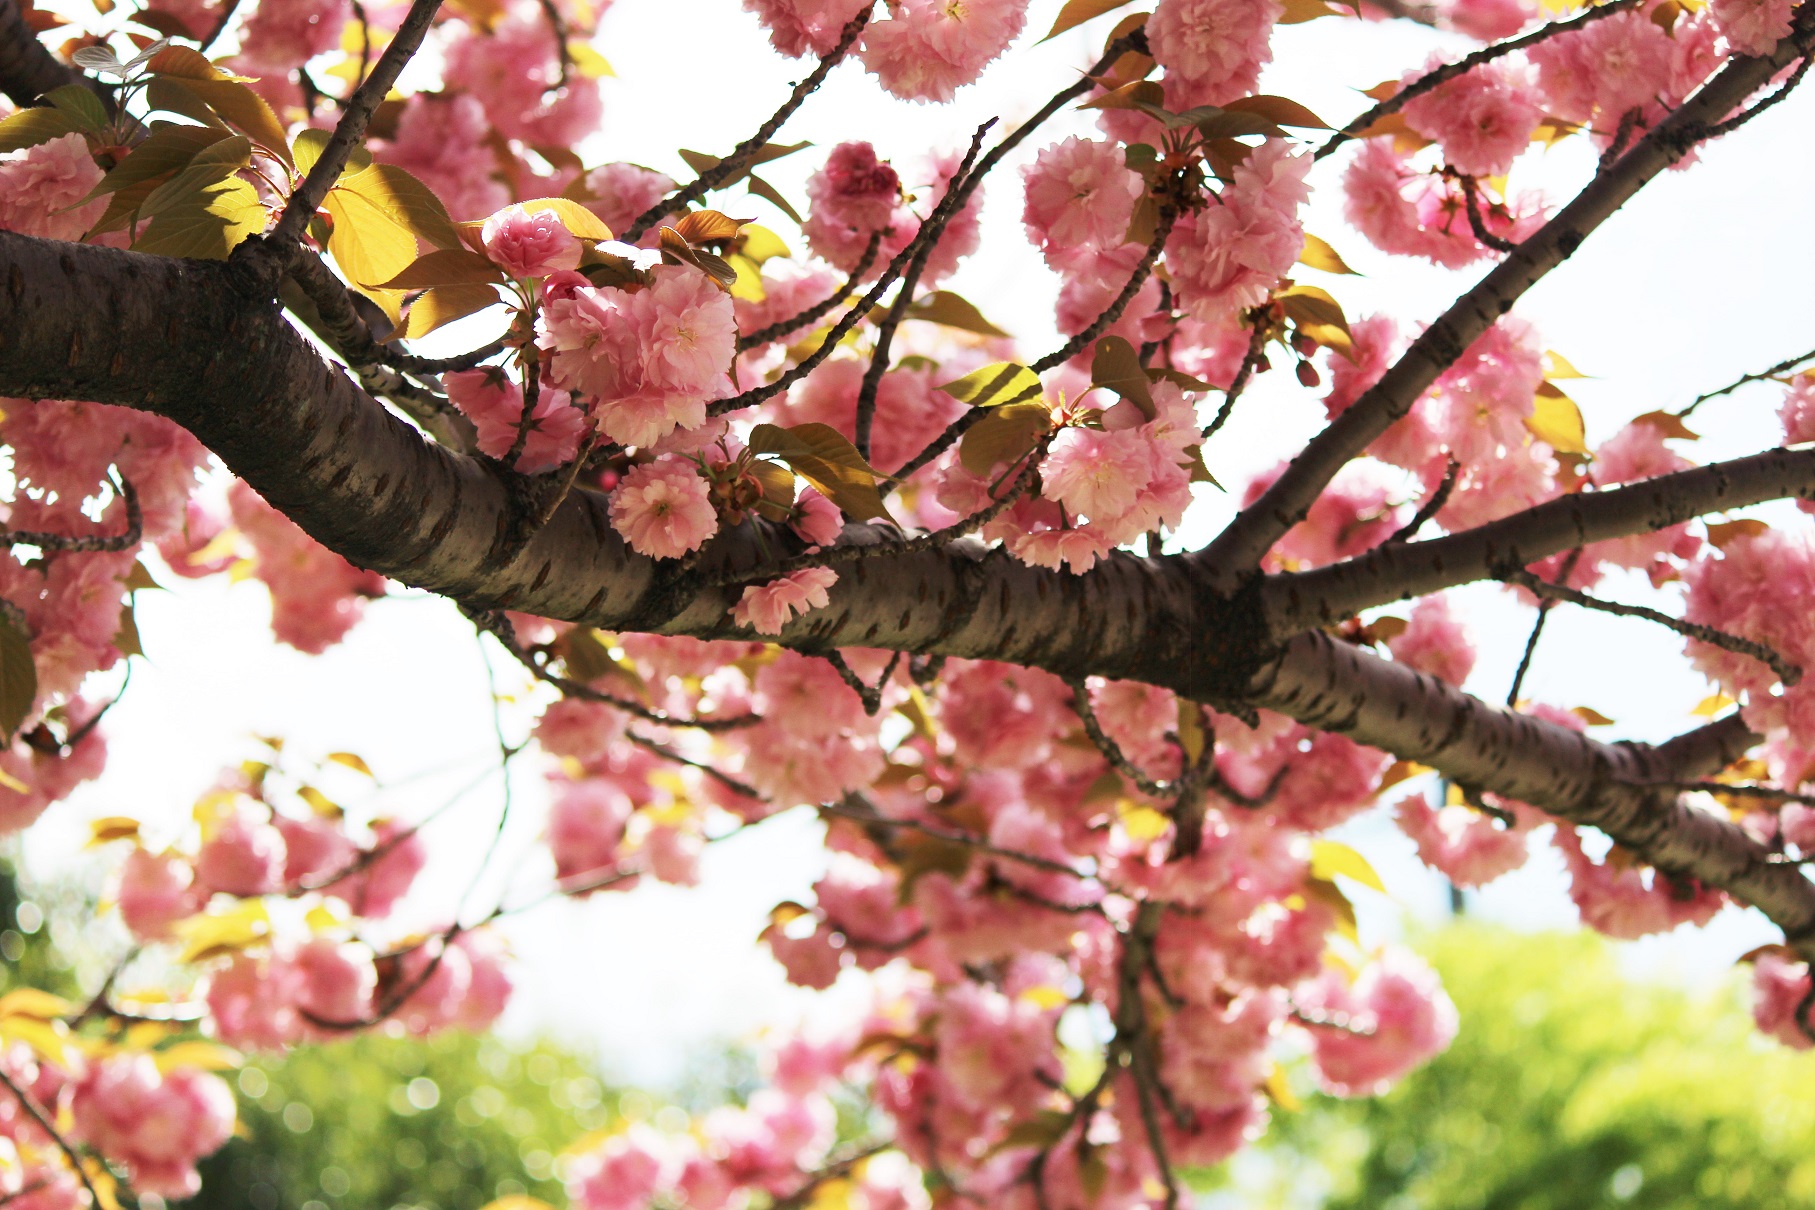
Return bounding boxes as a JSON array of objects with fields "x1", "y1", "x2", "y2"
[
  {"x1": 184, "y1": 1030, "x2": 613, "y2": 1210},
  {"x1": 1234, "y1": 925, "x2": 1815, "y2": 1210}
]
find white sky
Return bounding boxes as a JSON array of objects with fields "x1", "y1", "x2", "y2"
[{"x1": 20, "y1": 0, "x2": 1815, "y2": 1087}]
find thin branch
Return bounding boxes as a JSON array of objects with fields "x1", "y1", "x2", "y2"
[
  {"x1": 535, "y1": 0, "x2": 572, "y2": 90},
  {"x1": 1069, "y1": 679, "x2": 1172, "y2": 799},
  {"x1": 1032, "y1": 204, "x2": 1176, "y2": 376},
  {"x1": 471, "y1": 609, "x2": 759, "y2": 731},
  {"x1": 0, "y1": 1066, "x2": 102, "y2": 1210},
  {"x1": 626, "y1": 729, "x2": 764, "y2": 799},
  {"x1": 855, "y1": 121, "x2": 995, "y2": 459},
  {"x1": 737, "y1": 229, "x2": 884, "y2": 352},
  {"x1": 269, "y1": 0, "x2": 446, "y2": 246},
  {"x1": 1314, "y1": 0, "x2": 1641, "y2": 161},
  {"x1": 1680, "y1": 345, "x2": 1815, "y2": 418},
  {"x1": 1501, "y1": 565, "x2": 1802, "y2": 687},
  {"x1": 1386, "y1": 457, "x2": 1459, "y2": 544},
  {"x1": 1201, "y1": 316, "x2": 1269, "y2": 441},
  {"x1": 622, "y1": 5, "x2": 872, "y2": 242},
  {"x1": 197, "y1": 0, "x2": 244, "y2": 50},
  {"x1": 818, "y1": 649, "x2": 897, "y2": 715},
  {"x1": 1505, "y1": 548, "x2": 1579, "y2": 706},
  {"x1": 1453, "y1": 171, "x2": 1517, "y2": 253},
  {"x1": 820, "y1": 797, "x2": 1094, "y2": 881},
  {"x1": 1, "y1": 472, "x2": 140, "y2": 552},
  {"x1": 1689, "y1": 52, "x2": 1814, "y2": 142}
]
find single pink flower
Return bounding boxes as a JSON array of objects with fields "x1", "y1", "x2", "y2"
[
  {"x1": 731, "y1": 568, "x2": 839, "y2": 634},
  {"x1": 609, "y1": 459, "x2": 719, "y2": 558},
  {"x1": 481, "y1": 204, "x2": 586, "y2": 279}
]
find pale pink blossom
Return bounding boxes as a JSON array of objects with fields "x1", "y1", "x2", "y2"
[
  {"x1": 580, "y1": 162, "x2": 676, "y2": 239},
  {"x1": 548, "y1": 779, "x2": 633, "y2": 885},
  {"x1": 790, "y1": 488, "x2": 845, "y2": 545},
  {"x1": 115, "y1": 848, "x2": 204, "y2": 942},
  {"x1": 1437, "y1": 0, "x2": 1535, "y2": 40},
  {"x1": 338, "y1": 817, "x2": 424, "y2": 917},
  {"x1": 1394, "y1": 792, "x2": 1529, "y2": 886},
  {"x1": 1040, "y1": 427, "x2": 1152, "y2": 521},
  {"x1": 276, "y1": 813, "x2": 358, "y2": 887},
  {"x1": 378, "y1": 94, "x2": 510, "y2": 222},
  {"x1": 442, "y1": 12, "x2": 604, "y2": 146},
  {"x1": 1167, "y1": 141, "x2": 1310, "y2": 325},
  {"x1": 194, "y1": 806, "x2": 286, "y2": 897},
  {"x1": 229, "y1": 480, "x2": 387, "y2": 653},
  {"x1": 293, "y1": 938, "x2": 377, "y2": 1025},
  {"x1": 1147, "y1": 0, "x2": 1281, "y2": 108},
  {"x1": 568, "y1": 1125, "x2": 674, "y2": 1210},
  {"x1": 801, "y1": 142, "x2": 907, "y2": 271},
  {"x1": 482, "y1": 204, "x2": 586, "y2": 278},
  {"x1": 1782, "y1": 373, "x2": 1815, "y2": 445},
  {"x1": 0, "y1": 134, "x2": 104, "y2": 242},
  {"x1": 1022, "y1": 137, "x2": 1142, "y2": 266},
  {"x1": 234, "y1": 0, "x2": 350, "y2": 73},
  {"x1": 1554, "y1": 825, "x2": 1724, "y2": 938},
  {"x1": 1385, "y1": 595, "x2": 1476, "y2": 687},
  {"x1": 745, "y1": 0, "x2": 872, "y2": 57},
  {"x1": 731, "y1": 568, "x2": 839, "y2": 634},
  {"x1": 609, "y1": 459, "x2": 719, "y2": 558},
  {"x1": 445, "y1": 369, "x2": 588, "y2": 473},
  {"x1": 1752, "y1": 952, "x2": 1813, "y2": 1049},
  {"x1": 70, "y1": 1055, "x2": 236, "y2": 1198},
  {"x1": 1401, "y1": 58, "x2": 1543, "y2": 178},
  {"x1": 1301, "y1": 949, "x2": 1458, "y2": 1096},
  {"x1": 858, "y1": 0, "x2": 1028, "y2": 103}
]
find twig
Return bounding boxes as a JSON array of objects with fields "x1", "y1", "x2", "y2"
[
  {"x1": 818, "y1": 650, "x2": 897, "y2": 715},
  {"x1": 1314, "y1": 0, "x2": 1641, "y2": 161},
  {"x1": 1502, "y1": 565, "x2": 1803, "y2": 687},
  {"x1": 1620, "y1": 779, "x2": 1815, "y2": 806},
  {"x1": 197, "y1": 0, "x2": 244, "y2": 50},
  {"x1": 1453, "y1": 171, "x2": 1517, "y2": 253},
  {"x1": 736, "y1": 229, "x2": 884, "y2": 352},
  {"x1": 821, "y1": 797, "x2": 1093, "y2": 881},
  {"x1": 1680, "y1": 345, "x2": 1815, "y2": 418},
  {"x1": 1030, "y1": 204, "x2": 1176, "y2": 375},
  {"x1": 855, "y1": 121, "x2": 995, "y2": 459},
  {"x1": 625, "y1": 730, "x2": 764, "y2": 799},
  {"x1": 1688, "y1": 52, "x2": 1815, "y2": 143},
  {"x1": 0, "y1": 472, "x2": 140, "y2": 552},
  {"x1": 0, "y1": 1067, "x2": 102, "y2": 1210},
  {"x1": 1068, "y1": 679, "x2": 1172, "y2": 798},
  {"x1": 535, "y1": 0, "x2": 572, "y2": 90},
  {"x1": 623, "y1": 6, "x2": 873, "y2": 241},
  {"x1": 1202, "y1": 317, "x2": 1269, "y2": 441},
  {"x1": 270, "y1": 0, "x2": 446, "y2": 245},
  {"x1": 1386, "y1": 457, "x2": 1459, "y2": 544},
  {"x1": 1506, "y1": 548, "x2": 1578, "y2": 706}
]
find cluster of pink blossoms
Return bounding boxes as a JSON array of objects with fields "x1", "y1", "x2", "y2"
[{"x1": 748, "y1": 0, "x2": 1026, "y2": 102}]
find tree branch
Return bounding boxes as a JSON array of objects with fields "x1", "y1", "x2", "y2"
[
  {"x1": 1261, "y1": 444, "x2": 1815, "y2": 635},
  {"x1": 1199, "y1": 26, "x2": 1815, "y2": 587},
  {"x1": 0, "y1": 0, "x2": 105, "y2": 107}
]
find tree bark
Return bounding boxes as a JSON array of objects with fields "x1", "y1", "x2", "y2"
[{"x1": 3, "y1": 228, "x2": 1812, "y2": 956}]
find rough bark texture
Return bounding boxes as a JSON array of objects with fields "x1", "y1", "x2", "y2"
[
  {"x1": 0, "y1": 0, "x2": 102, "y2": 108},
  {"x1": 3, "y1": 228, "x2": 1813, "y2": 958}
]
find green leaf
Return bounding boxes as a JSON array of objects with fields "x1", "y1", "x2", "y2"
[
  {"x1": 937, "y1": 361, "x2": 1044, "y2": 408},
  {"x1": 0, "y1": 107, "x2": 80, "y2": 154},
  {"x1": 292, "y1": 127, "x2": 373, "y2": 180},
  {"x1": 959, "y1": 401, "x2": 1052, "y2": 475},
  {"x1": 137, "y1": 136, "x2": 249, "y2": 219},
  {"x1": 1299, "y1": 232, "x2": 1358, "y2": 275},
  {"x1": 1040, "y1": 0, "x2": 1135, "y2": 41},
  {"x1": 747, "y1": 422, "x2": 891, "y2": 523},
  {"x1": 392, "y1": 283, "x2": 505, "y2": 342},
  {"x1": 906, "y1": 291, "x2": 1009, "y2": 338},
  {"x1": 324, "y1": 186, "x2": 420, "y2": 291},
  {"x1": 1310, "y1": 839, "x2": 1387, "y2": 894},
  {"x1": 1089, "y1": 334, "x2": 1154, "y2": 418},
  {"x1": 746, "y1": 174, "x2": 803, "y2": 224},
  {"x1": 146, "y1": 44, "x2": 236, "y2": 80},
  {"x1": 375, "y1": 247, "x2": 505, "y2": 290},
  {"x1": 1527, "y1": 386, "x2": 1587, "y2": 455},
  {"x1": 132, "y1": 175, "x2": 265, "y2": 259},
  {"x1": 81, "y1": 123, "x2": 230, "y2": 205},
  {"x1": 144, "y1": 77, "x2": 229, "y2": 129},
  {"x1": 0, "y1": 614, "x2": 35, "y2": 743},
  {"x1": 44, "y1": 85, "x2": 109, "y2": 133},
  {"x1": 159, "y1": 76, "x2": 292, "y2": 166}
]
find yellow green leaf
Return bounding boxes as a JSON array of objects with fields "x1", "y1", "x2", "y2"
[
  {"x1": 163, "y1": 77, "x2": 293, "y2": 165},
  {"x1": 568, "y1": 42, "x2": 614, "y2": 77},
  {"x1": 173, "y1": 900, "x2": 272, "y2": 964},
  {"x1": 1299, "y1": 232, "x2": 1358, "y2": 274},
  {"x1": 87, "y1": 816, "x2": 141, "y2": 846},
  {"x1": 1692, "y1": 692, "x2": 1738, "y2": 717},
  {"x1": 1633, "y1": 409, "x2": 1699, "y2": 441},
  {"x1": 737, "y1": 223, "x2": 790, "y2": 264},
  {"x1": 1543, "y1": 349, "x2": 1589, "y2": 379},
  {"x1": 326, "y1": 751, "x2": 374, "y2": 776},
  {"x1": 1040, "y1": 0, "x2": 1135, "y2": 42},
  {"x1": 1090, "y1": 334, "x2": 1154, "y2": 418},
  {"x1": 0, "y1": 106, "x2": 80, "y2": 153},
  {"x1": 937, "y1": 361, "x2": 1044, "y2": 408},
  {"x1": 298, "y1": 785, "x2": 342, "y2": 819},
  {"x1": 1264, "y1": 1065, "x2": 1303, "y2": 1112},
  {"x1": 958, "y1": 401, "x2": 1052, "y2": 475},
  {"x1": 1278, "y1": 0, "x2": 1340, "y2": 20},
  {"x1": 906, "y1": 291, "x2": 1008, "y2": 338},
  {"x1": 0, "y1": 1015, "x2": 69, "y2": 1066},
  {"x1": 1223, "y1": 94, "x2": 1330, "y2": 129},
  {"x1": 0, "y1": 612, "x2": 37, "y2": 743},
  {"x1": 325, "y1": 186, "x2": 419, "y2": 292},
  {"x1": 1309, "y1": 839, "x2": 1386, "y2": 894},
  {"x1": 393, "y1": 283, "x2": 505, "y2": 343},
  {"x1": 1277, "y1": 284, "x2": 1354, "y2": 359},
  {"x1": 1301, "y1": 876, "x2": 1359, "y2": 943},
  {"x1": 133, "y1": 175, "x2": 265, "y2": 260},
  {"x1": 153, "y1": 1040, "x2": 243, "y2": 1073},
  {"x1": 1118, "y1": 802, "x2": 1171, "y2": 843},
  {"x1": 512, "y1": 195, "x2": 611, "y2": 241},
  {"x1": 342, "y1": 163, "x2": 464, "y2": 247},
  {"x1": 291, "y1": 127, "x2": 372, "y2": 180},
  {"x1": 82, "y1": 123, "x2": 230, "y2": 205},
  {"x1": 747, "y1": 422, "x2": 890, "y2": 522},
  {"x1": 1570, "y1": 705, "x2": 1616, "y2": 726},
  {"x1": 1526, "y1": 386, "x2": 1587, "y2": 455},
  {"x1": 375, "y1": 247, "x2": 505, "y2": 290},
  {"x1": 0, "y1": 989, "x2": 74, "y2": 1020}
]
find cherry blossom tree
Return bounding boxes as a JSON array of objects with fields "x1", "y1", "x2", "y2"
[{"x1": 0, "y1": 0, "x2": 1813, "y2": 1206}]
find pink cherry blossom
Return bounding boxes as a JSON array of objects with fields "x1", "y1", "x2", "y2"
[
  {"x1": 1147, "y1": 0, "x2": 1282, "y2": 108},
  {"x1": 378, "y1": 94, "x2": 510, "y2": 222},
  {"x1": 1167, "y1": 141, "x2": 1310, "y2": 325},
  {"x1": 482, "y1": 204, "x2": 586, "y2": 278},
  {"x1": 1401, "y1": 58, "x2": 1543, "y2": 178},
  {"x1": 445, "y1": 369, "x2": 588, "y2": 473},
  {"x1": 579, "y1": 162, "x2": 676, "y2": 239},
  {"x1": 1385, "y1": 595, "x2": 1476, "y2": 687},
  {"x1": 548, "y1": 779, "x2": 633, "y2": 885},
  {"x1": 801, "y1": 142, "x2": 906, "y2": 270},
  {"x1": 229, "y1": 481, "x2": 387, "y2": 654},
  {"x1": 338, "y1": 817, "x2": 424, "y2": 917},
  {"x1": 1752, "y1": 952, "x2": 1813, "y2": 1049},
  {"x1": 745, "y1": 0, "x2": 871, "y2": 57},
  {"x1": 0, "y1": 134, "x2": 104, "y2": 242},
  {"x1": 234, "y1": 0, "x2": 349, "y2": 73},
  {"x1": 1394, "y1": 792, "x2": 1530, "y2": 886},
  {"x1": 609, "y1": 459, "x2": 719, "y2": 558},
  {"x1": 442, "y1": 11, "x2": 604, "y2": 146},
  {"x1": 1022, "y1": 137, "x2": 1142, "y2": 266},
  {"x1": 1436, "y1": 0, "x2": 1535, "y2": 40},
  {"x1": 1554, "y1": 825, "x2": 1724, "y2": 938},
  {"x1": 115, "y1": 847, "x2": 204, "y2": 942},
  {"x1": 790, "y1": 488, "x2": 844, "y2": 546},
  {"x1": 70, "y1": 1055, "x2": 236, "y2": 1198},
  {"x1": 858, "y1": 0, "x2": 1027, "y2": 103},
  {"x1": 1301, "y1": 949, "x2": 1459, "y2": 1096},
  {"x1": 731, "y1": 568, "x2": 840, "y2": 634},
  {"x1": 194, "y1": 806, "x2": 286, "y2": 896},
  {"x1": 1040, "y1": 427, "x2": 1153, "y2": 521}
]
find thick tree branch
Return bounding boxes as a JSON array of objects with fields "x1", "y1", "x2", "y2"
[
  {"x1": 1200, "y1": 27, "x2": 1815, "y2": 587},
  {"x1": 2, "y1": 230, "x2": 1809, "y2": 963},
  {"x1": 1262, "y1": 445, "x2": 1815, "y2": 634},
  {"x1": 1246, "y1": 630, "x2": 1815, "y2": 959}
]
